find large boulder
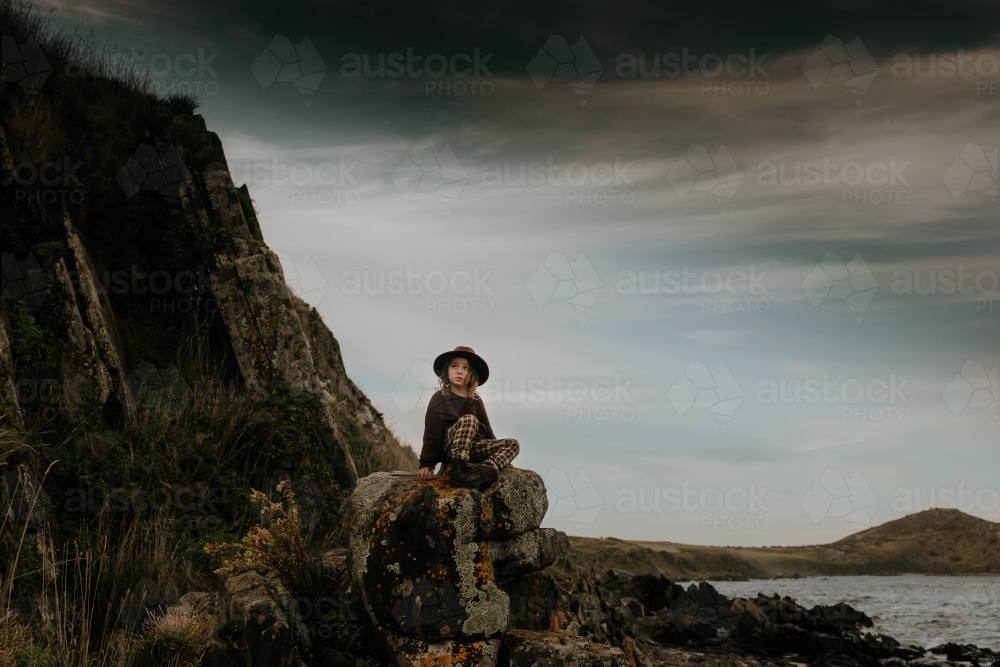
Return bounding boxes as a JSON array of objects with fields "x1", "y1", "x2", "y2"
[
  {"x1": 346, "y1": 469, "x2": 560, "y2": 644},
  {"x1": 346, "y1": 469, "x2": 630, "y2": 666}
]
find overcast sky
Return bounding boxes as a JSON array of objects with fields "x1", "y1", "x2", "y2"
[{"x1": 42, "y1": 0, "x2": 1000, "y2": 546}]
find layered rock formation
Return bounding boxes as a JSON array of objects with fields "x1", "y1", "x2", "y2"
[{"x1": 1, "y1": 114, "x2": 412, "y2": 488}]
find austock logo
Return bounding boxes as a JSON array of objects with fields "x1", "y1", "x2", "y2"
[
  {"x1": 392, "y1": 143, "x2": 468, "y2": 214},
  {"x1": 801, "y1": 469, "x2": 878, "y2": 526},
  {"x1": 230, "y1": 155, "x2": 360, "y2": 206},
  {"x1": 479, "y1": 374, "x2": 635, "y2": 422},
  {"x1": 1, "y1": 34, "x2": 52, "y2": 94},
  {"x1": 2, "y1": 155, "x2": 86, "y2": 204},
  {"x1": 339, "y1": 47, "x2": 495, "y2": 97},
  {"x1": 756, "y1": 373, "x2": 911, "y2": 423},
  {"x1": 615, "y1": 482, "x2": 770, "y2": 533},
  {"x1": 391, "y1": 360, "x2": 438, "y2": 415},
  {"x1": 756, "y1": 156, "x2": 911, "y2": 206},
  {"x1": 1, "y1": 251, "x2": 50, "y2": 311},
  {"x1": 527, "y1": 35, "x2": 603, "y2": 106},
  {"x1": 666, "y1": 361, "x2": 744, "y2": 433},
  {"x1": 943, "y1": 361, "x2": 997, "y2": 421},
  {"x1": 97, "y1": 265, "x2": 218, "y2": 314},
  {"x1": 390, "y1": 578, "x2": 464, "y2": 633},
  {"x1": 267, "y1": 469, "x2": 327, "y2": 530},
  {"x1": 942, "y1": 144, "x2": 997, "y2": 204},
  {"x1": 667, "y1": 144, "x2": 743, "y2": 210},
  {"x1": 2, "y1": 464, "x2": 52, "y2": 527},
  {"x1": 10, "y1": 374, "x2": 87, "y2": 423},
  {"x1": 802, "y1": 35, "x2": 878, "y2": 106},
  {"x1": 116, "y1": 143, "x2": 191, "y2": 210},
  {"x1": 801, "y1": 252, "x2": 878, "y2": 323},
  {"x1": 117, "y1": 360, "x2": 192, "y2": 417},
  {"x1": 339, "y1": 264, "x2": 495, "y2": 315},
  {"x1": 544, "y1": 468, "x2": 603, "y2": 528},
  {"x1": 277, "y1": 252, "x2": 328, "y2": 305},
  {"x1": 251, "y1": 35, "x2": 327, "y2": 106},
  {"x1": 615, "y1": 266, "x2": 771, "y2": 314},
  {"x1": 63, "y1": 482, "x2": 220, "y2": 516},
  {"x1": 526, "y1": 252, "x2": 603, "y2": 323}
]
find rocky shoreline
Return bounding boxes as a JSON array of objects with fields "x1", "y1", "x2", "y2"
[{"x1": 153, "y1": 468, "x2": 998, "y2": 667}]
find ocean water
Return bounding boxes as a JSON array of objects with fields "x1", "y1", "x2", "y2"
[{"x1": 678, "y1": 576, "x2": 1000, "y2": 651}]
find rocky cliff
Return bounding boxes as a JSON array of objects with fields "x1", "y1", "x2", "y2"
[
  {"x1": 1, "y1": 109, "x2": 414, "y2": 490},
  {"x1": 1, "y1": 17, "x2": 417, "y2": 660}
]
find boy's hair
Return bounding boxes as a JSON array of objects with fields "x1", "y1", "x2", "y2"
[{"x1": 437, "y1": 356, "x2": 480, "y2": 397}]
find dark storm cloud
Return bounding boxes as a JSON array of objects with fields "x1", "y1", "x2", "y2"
[{"x1": 55, "y1": 0, "x2": 1000, "y2": 71}]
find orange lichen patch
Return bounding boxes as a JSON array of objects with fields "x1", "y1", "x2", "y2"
[
  {"x1": 429, "y1": 483, "x2": 468, "y2": 500},
  {"x1": 473, "y1": 542, "x2": 494, "y2": 582},
  {"x1": 621, "y1": 637, "x2": 639, "y2": 667},
  {"x1": 401, "y1": 639, "x2": 489, "y2": 667},
  {"x1": 374, "y1": 514, "x2": 396, "y2": 530},
  {"x1": 474, "y1": 557, "x2": 493, "y2": 582},
  {"x1": 478, "y1": 497, "x2": 494, "y2": 528},
  {"x1": 589, "y1": 642, "x2": 618, "y2": 652}
]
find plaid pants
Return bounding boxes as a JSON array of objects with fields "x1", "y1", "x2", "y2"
[{"x1": 445, "y1": 414, "x2": 520, "y2": 469}]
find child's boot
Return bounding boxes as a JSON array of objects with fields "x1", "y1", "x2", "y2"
[
  {"x1": 448, "y1": 457, "x2": 482, "y2": 488},
  {"x1": 448, "y1": 457, "x2": 498, "y2": 489},
  {"x1": 477, "y1": 460, "x2": 499, "y2": 486}
]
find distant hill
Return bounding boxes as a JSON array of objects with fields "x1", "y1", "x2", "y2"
[{"x1": 558, "y1": 509, "x2": 1000, "y2": 580}]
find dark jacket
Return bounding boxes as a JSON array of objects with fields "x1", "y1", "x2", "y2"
[{"x1": 419, "y1": 386, "x2": 495, "y2": 468}]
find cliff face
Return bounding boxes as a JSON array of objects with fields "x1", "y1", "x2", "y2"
[
  {"x1": 0, "y1": 14, "x2": 412, "y2": 662},
  {"x1": 0, "y1": 101, "x2": 416, "y2": 490}
]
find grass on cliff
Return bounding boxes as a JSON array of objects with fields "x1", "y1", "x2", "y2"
[
  {"x1": 0, "y1": 0, "x2": 198, "y2": 143},
  {"x1": 0, "y1": 317, "x2": 412, "y2": 666}
]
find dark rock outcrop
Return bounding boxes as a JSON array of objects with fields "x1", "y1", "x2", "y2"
[
  {"x1": 217, "y1": 569, "x2": 309, "y2": 667},
  {"x1": 540, "y1": 565, "x2": 1000, "y2": 667},
  {"x1": 929, "y1": 642, "x2": 999, "y2": 665}
]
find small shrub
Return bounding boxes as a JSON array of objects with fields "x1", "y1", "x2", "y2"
[
  {"x1": 205, "y1": 481, "x2": 382, "y2": 667},
  {"x1": 130, "y1": 613, "x2": 212, "y2": 667},
  {"x1": 205, "y1": 480, "x2": 323, "y2": 595}
]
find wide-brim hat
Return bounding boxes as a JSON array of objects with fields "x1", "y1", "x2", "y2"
[{"x1": 433, "y1": 346, "x2": 489, "y2": 385}]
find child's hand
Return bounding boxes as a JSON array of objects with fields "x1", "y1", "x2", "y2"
[{"x1": 418, "y1": 466, "x2": 433, "y2": 479}]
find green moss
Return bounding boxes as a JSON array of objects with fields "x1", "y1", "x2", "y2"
[
  {"x1": 7, "y1": 301, "x2": 52, "y2": 373},
  {"x1": 14, "y1": 643, "x2": 66, "y2": 667}
]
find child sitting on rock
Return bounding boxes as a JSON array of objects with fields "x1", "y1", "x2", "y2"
[{"x1": 417, "y1": 346, "x2": 519, "y2": 488}]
